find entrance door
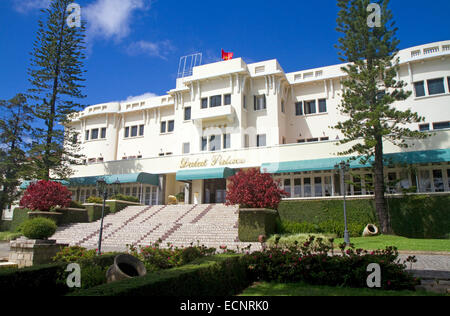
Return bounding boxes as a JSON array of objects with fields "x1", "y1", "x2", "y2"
[{"x1": 203, "y1": 179, "x2": 227, "y2": 204}]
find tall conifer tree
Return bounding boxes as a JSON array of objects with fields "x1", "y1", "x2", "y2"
[
  {"x1": 335, "y1": 0, "x2": 427, "y2": 233},
  {"x1": 28, "y1": 0, "x2": 86, "y2": 180},
  {"x1": 0, "y1": 94, "x2": 33, "y2": 211}
]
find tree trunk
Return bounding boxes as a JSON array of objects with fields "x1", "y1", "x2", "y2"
[{"x1": 374, "y1": 136, "x2": 391, "y2": 234}]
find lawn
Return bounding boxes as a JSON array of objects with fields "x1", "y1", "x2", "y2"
[
  {"x1": 240, "y1": 282, "x2": 447, "y2": 296},
  {"x1": 334, "y1": 235, "x2": 450, "y2": 252},
  {"x1": 0, "y1": 232, "x2": 22, "y2": 241}
]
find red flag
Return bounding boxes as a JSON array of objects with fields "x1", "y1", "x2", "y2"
[{"x1": 222, "y1": 49, "x2": 234, "y2": 61}]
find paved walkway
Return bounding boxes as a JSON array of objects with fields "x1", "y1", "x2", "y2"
[{"x1": 0, "y1": 242, "x2": 10, "y2": 260}]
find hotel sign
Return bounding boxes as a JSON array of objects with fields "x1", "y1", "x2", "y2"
[{"x1": 180, "y1": 154, "x2": 246, "y2": 169}]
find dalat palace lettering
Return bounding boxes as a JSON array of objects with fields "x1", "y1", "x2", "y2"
[{"x1": 180, "y1": 155, "x2": 246, "y2": 169}]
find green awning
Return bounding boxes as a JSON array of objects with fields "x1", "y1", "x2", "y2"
[
  {"x1": 19, "y1": 180, "x2": 70, "y2": 190},
  {"x1": 103, "y1": 173, "x2": 159, "y2": 186},
  {"x1": 176, "y1": 167, "x2": 236, "y2": 181},
  {"x1": 20, "y1": 173, "x2": 159, "y2": 189},
  {"x1": 261, "y1": 148, "x2": 450, "y2": 174}
]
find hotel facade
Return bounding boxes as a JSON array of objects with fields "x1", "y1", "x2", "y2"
[{"x1": 65, "y1": 41, "x2": 450, "y2": 206}]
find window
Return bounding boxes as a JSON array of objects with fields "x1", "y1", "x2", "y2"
[
  {"x1": 314, "y1": 177, "x2": 322, "y2": 197},
  {"x1": 101, "y1": 128, "x2": 107, "y2": 139},
  {"x1": 210, "y1": 95, "x2": 222, "y2": 107},
  {"x1": 419, "y1": 170, "x2": 432, "y2": 192},
  {"x1": 307, "y1": 138, "x2": 319, "y2": 143},
  {"x1": 201, "y1": 98, "x2": 208, "y2": 109},
  {"x1": 131, "y1": 126, "x2": 138, "y2": 137},
  {"x1": 433, "y1": 121, "x2": 450, "y2": 130},
  {"x1": 304, "y1": 100, "x2": 316, "y2": 115},
  {"x1": 320, "y1": 137, "x2": 329, "y2": 142},
  {"x1": 294, "y1": 179, "x2": 302, "y2": 197},
  {"x1": 428, "y1": 78, "x2": 445, "y2": 95},
  {"x1": 282, "y1": 137, "x2": 286, "y2": 144},
  {"x1": 139, "y1": 125, "x2": 144, "y2": 136},
  {"x1": 91, "y1": 129, "x2": 99, "y2": 140},
  {"x1": 168, "y1": 120, "x2": 175, "y2": 132},
  {"x1": 254, "y1": 95, "x2": 266, "y2": 111},
  {"x1": 224, "y1": 94, "x2": 231, "y2": 105},
  {"x1": 257, "y1": 134, "x2": 266, "y2": 147},
  {"x1": 324, "y1": 176, "x2": 332, "y2": 196},
  {"x1": 125, "y1": 127, "x2": 130, "y2": 138},
  {"x1": 297, "y1": 139, "x2": 305, "y2": 143},
  {"x1": 304, "y1": 178, "x2": 312, "y2": 197},
  {"x1": 223, "y1": 134, "x2": 231, "y2": 149},
  {"x1": 295, "y1": 102, "x2": 303, "y2": 116},
  {"x1": 433, "y1": 170, "x2": 444, "y2": 192},
  {"x1": 243, "y1": 95, "x2": 247, "y2": 110},
  {"x1": 85, "y1": 130, "x2": 90, "y2": 141},
  {"x1": 209, "y1": 135, "x2": 221, "y2": 151},
  {"x1": 419, "y1": 124, "x2": 430, "y2": 132},
  {"x1": 281, "y1": 100, "x2": 285, "y2": 113},
  {"x1": 318, "y1": 99, "x2": 327, "y2": 113},
  {"x1": 182, "y1": 143, "x2": 190, "y2": 154},
  {"x1": 414, "y1": 81, "x2": 426, "y2": 97},
  {"x1": 353, "y1": 175, "x2": 362, "y2": 195},
  {"x1": 160, "y1": 122, "x2": 167, "y2": 133},
  {"x1": 72, "y1": 133, "x2": 79, "y2": 144},
  {"x1": 184, "y1": 107, "x2": 191, "y2": 121},
  {"x1": 448, "y1": 77, "x2": 450, "y2": 93},
  {"x1": 244, "y1": 134, "x2": 249, "y2": 148},
  {"x1": 365, "y1": 174, "x2": 374, "y2": 195},
  {"x1": 284, "y1": 179, "x2": 291, "y2": 198},
  {"x1": 201, "y1": 137, "x2": 208, "y2": 151}
]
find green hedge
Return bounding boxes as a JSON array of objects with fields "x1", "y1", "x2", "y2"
[
  {"x1": 238, "y1": 209, "x2": 279, "y2": 242},
  {"x1": 388, "y1": 195, "x2": 450, "y2": 239},
  {"x1": 0, "y1": 254, "x2": 118, "y2": 296},
  {"x1": 69, "y1": 255, "x2": 250, "y2": 296},
  {"x1": 106, "y1": 200, "x2": 141, "y2": 214},
  {"x1": 277, "y1": 195, "x2": 450, "y2": 239},
  {"x1": 83, "y1": 204, "x2": 110, "y2": 222},
  {"x1": 0, "y1": 219, "x2": 11, "y2": 232},
  {"x1": 10, "y1": 208, "x2": 30, "y2": 232}
]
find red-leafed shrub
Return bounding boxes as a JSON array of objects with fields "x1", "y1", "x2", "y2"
[
  {"x1": 226, "y1": 168, "x2": 287, "y2": 210},
  {"x1": 20, "y1": 180, "x2": 72, "y2": 212}
]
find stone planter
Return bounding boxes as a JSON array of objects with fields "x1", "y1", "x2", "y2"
[
  {"x1": 9, "y1": 237, "x2": 68, "y2": 268},
  {"x1": 106, "y1": 254, "x2": 147, "y2": 283},
  {"x1": 363, "y1": 224, "x2": 379, "y2": 237},
  {"x1": 83, "y1": 203, "x2": 110, "y2": 222},
  {"x1": 238, "y1": 208, "x2": 279, "y2": 242}
]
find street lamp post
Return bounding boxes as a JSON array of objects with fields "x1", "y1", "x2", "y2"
[
  {"x1": 96, "y1": 178, "x2": 108, "y2": 256},
  {"x1": 335, "y1": 161, "x2": 351, "y2": 246}
]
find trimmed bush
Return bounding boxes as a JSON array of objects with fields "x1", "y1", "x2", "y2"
[
  {"x1": 106, "y1": 200, "x2": 141, "y2": 213},
  {"x1": 68, "y1": 255, "x2": 250, "y2": 296},
  {"x1": 10, "y1": 208, "x2": 30, "y2": 232},
  {"x1": 86, "y1": 196, "x2": 103, "y2": 204},
  {"x1": 21, "y1": 217, "x2": 57, "y2": 240},
  {"x1": 83, "y1": 204, "x2": 110, "y2": 222},
  {"x1": 110, "y1": 194, "x2": 140, "y2": 203},
  {"x1": 70, "y1": 200, "x2": 85, "y2": 209}
]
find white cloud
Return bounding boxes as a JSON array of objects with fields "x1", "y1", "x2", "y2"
[
  {"x1": 84, "y1": 0, "x2": 150, "y2": 42},
  {"x1": 126, "y1": 40, "x2": 174, "y2": 60},
  {"x1": 12, "y1": 0, "x2": 51, "y2": 13},
  {"x1": 122, "y1": 92, "x2": 159, "y2": 103}
]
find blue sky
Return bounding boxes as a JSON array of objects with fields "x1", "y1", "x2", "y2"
[{"x1": 1, "y1": 0, "x2": 449, "y2": 107}]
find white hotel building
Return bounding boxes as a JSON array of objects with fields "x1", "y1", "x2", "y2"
[{"x1": 66, "y1": 41, "x2": 450, "y2": 206}]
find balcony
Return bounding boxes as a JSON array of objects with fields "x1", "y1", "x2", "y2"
[{"x1": 192, "y1": 105, "x2": 234, "y2": 123}]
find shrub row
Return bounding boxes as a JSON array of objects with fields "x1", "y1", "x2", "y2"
[
  {"x1": 277, "y1": 194, "x2": 450, "y2": 239},
  {"x1": 68, "y1": 255, "x2": 250, "y2": 296},
  {"x1": 0, "y1": 253, "x2": 118, "y2": 295},
  {"x1": 277, "y1": 220, "x2": 366, "y2": 238}
]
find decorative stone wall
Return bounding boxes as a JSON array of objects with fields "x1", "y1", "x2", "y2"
[{"x1": 9, "y1": 238, "x2": 68, "y2": 268}]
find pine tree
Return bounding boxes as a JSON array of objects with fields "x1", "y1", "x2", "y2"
[
  {"x1": 334, "y1": 0, "x2": 427, "y2": 233},
  {"x1": 0, "y1": 94, "x2": 34, "y2": 211},
  {"x1": 28, "y1": 0, "x2": 86, "y2": 181}
]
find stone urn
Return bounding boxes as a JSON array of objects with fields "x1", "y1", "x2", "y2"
[
  {"x1": 363, "y1": 224, "x2": 379, "y2": 237},
  {"x1": 106, "y1": 254, "x2": 147, "y2": 283}
]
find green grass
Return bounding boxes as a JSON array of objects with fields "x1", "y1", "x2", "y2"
[
  {"x1": 240, "y1": 282, "x2": 447, "y2": 296},
  {"x1": 335, "y1": 235, "x2": 450, "y2": 252},
  {"x1": 0, "y1": 232, "x2": 22, "y2": 241}
]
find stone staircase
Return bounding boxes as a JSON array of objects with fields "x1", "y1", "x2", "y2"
[{"x1": 51, "y1": 204, "x2": 260, "y2": 253}]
